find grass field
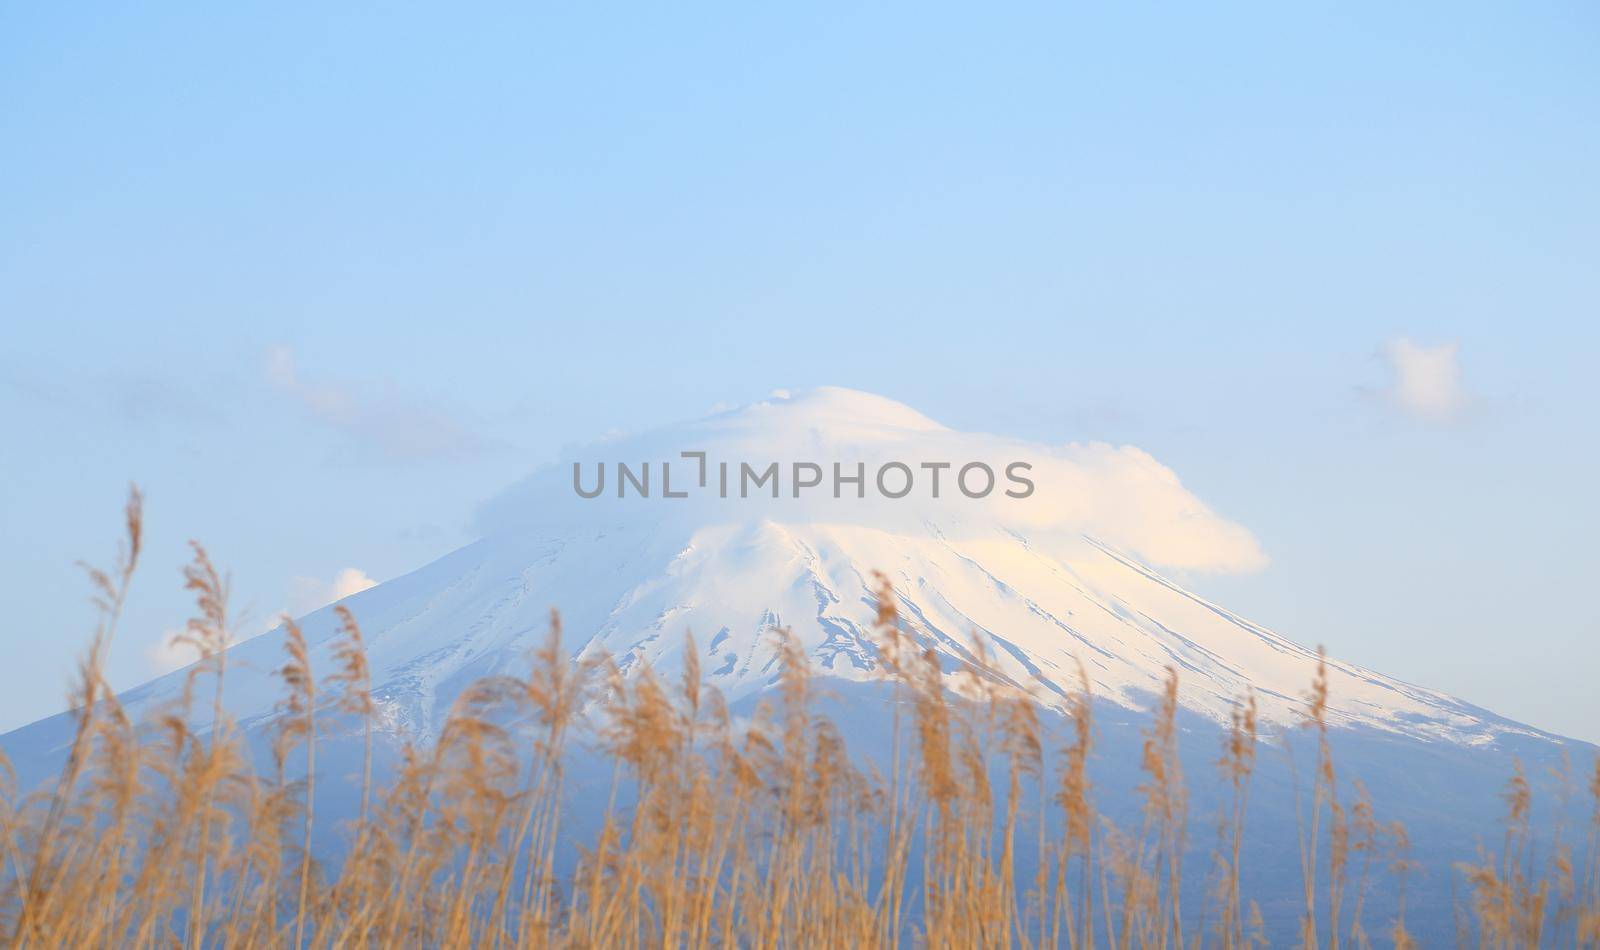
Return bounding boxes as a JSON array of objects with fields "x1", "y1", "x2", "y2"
[{"x1": 3, "y1": 489, "x2": 1596, "y2": 948}]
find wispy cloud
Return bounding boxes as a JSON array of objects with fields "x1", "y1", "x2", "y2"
[
  {"x1": 1380, "y1": 338, "x2": 1469, "y2": 422},
  {"x1": 264, "y1": 345, "x2": 498, "y2": 461},
  {"x1": 2, "y1": 365, "x2": 224, "y2": 426}
]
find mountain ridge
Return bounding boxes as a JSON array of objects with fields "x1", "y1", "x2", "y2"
[{"x1": 0, "y1": 388, "x2": 1562, "y2": 759}]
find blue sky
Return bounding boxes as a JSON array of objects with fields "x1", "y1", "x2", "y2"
[{"x1": 2, "y1": 2, "x2": 1597, "y2": 739}]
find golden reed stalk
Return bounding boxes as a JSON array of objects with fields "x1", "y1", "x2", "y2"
[{"x1": 0, "y1": 489, "x2": 1594, "y2": 948}]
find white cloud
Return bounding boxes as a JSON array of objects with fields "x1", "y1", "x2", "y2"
[
  {"x1": 1040, "y1": 442, "x2": 1268, "y2": 573},
  {"x1": 1382, "y1": 338, "x2": 1468, "y2": 421},
  {"x1": 143, "y1": 627, "x2": 206, "y2": 676},
  {"x1": 286, "y1": 567, "x2": 378, "y2": 617},
  {"x1": 144, "y1": 566, "x2": 379, "y2": 674},
  {"x1": 478, "y1": 386, "x2": 1268, "y2": 575},
  {"x1": 264, "y1": 345, "x2": 496, "y2": 461}
]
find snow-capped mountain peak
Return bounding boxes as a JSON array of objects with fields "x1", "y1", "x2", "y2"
[{"x1": 69, "y1": 387, "x2": 1532, "y2": 749}]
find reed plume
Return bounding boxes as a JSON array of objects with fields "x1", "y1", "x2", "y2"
[{"x1": 0, "y1": 490, "x2": 1579, "y2": 949}]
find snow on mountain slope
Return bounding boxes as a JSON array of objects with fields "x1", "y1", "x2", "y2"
[{"x1": 17, "y1": 387, "x2": 1541, "y2": 750}]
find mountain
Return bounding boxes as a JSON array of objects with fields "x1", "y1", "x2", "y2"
[
  {"x1": 18, "y1": 386, "x2": 1541, "y2": 745},
  {"x1": 1, "y1": 387, "x2": 1585, "y2": 941}
]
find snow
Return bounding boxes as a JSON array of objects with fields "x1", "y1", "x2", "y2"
[{"x1": 33, "y1": 387, "x2": 1535, "y2": 752}]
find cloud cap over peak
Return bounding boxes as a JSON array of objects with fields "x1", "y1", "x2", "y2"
[{"x1": 478, "y1": 387, "x2": 1267, "y2": 575}]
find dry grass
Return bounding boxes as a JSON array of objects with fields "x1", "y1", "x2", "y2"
[{"x1": 1, "y1": 489, "x2": 1597, "y2": 948}]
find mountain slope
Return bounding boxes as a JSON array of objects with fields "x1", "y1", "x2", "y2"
[
  {"x1": 2, "y1": 387, "x2": 1551, "y2": 758},
  {"x1": 2, "y1": 387, "x2": 1583, "y2": 944}
]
